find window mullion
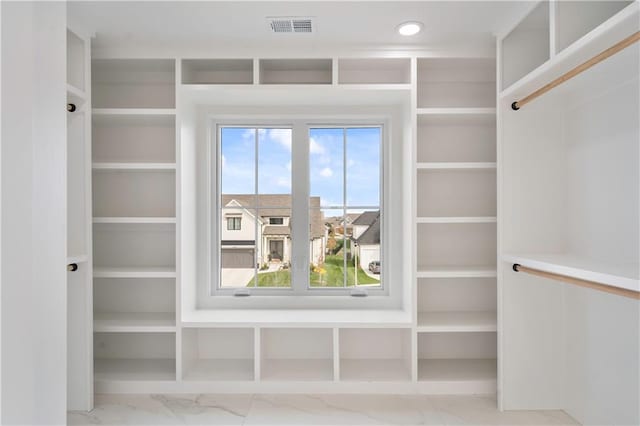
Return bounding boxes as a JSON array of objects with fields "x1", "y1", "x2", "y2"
[
  {"x1": 291, "y1": 122, "x2": 309, "y2": 294},
  {"x1": 342, "y1": 127, "x2": 347, "y2": 288}
]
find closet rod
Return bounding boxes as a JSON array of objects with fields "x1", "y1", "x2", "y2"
[
  {"x1": 512, "y1": 264, "x2": 640, "y2": 300},
  {"x1": 511, "y1": 31, "x2": 640, "y2": 110}
]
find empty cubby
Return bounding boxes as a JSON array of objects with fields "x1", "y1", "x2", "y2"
[
  {"x1": 261, "y1": 328, "x2": 334, "y2": 381},
  {"x1": 339, "y1": 328, "x2": 411, "y2": 381},
  {"x1": 182, "y1": 59, "x2": 254, "y2": 84},
  {"x1": 94, "y1": 332, "x2": 176, "y2": 381},
  {"x1": 259, "y1": 59, "x2": 332, "y2": 84},
  {"x1": 338, "y1": 58, "x2": 411, "y2": 84},
  {"x1": 182, "y1": 328, "x2": 255, "y2": 381},
  {"x1": 92, "y1": 59, "x2": 176, "y2": 108},
  {"x1": 417, "y1": 58, "x2": 496, "y2": 108},
  {"x1": 92, "y1": 114, "x2": 176, "y2": 163}
]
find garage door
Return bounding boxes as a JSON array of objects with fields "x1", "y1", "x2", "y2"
[{"x1": 221, "y1": 248, "x2": 255, "y2": 268}]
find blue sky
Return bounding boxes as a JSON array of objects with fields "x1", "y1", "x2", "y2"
[{"x1": 220, "y1": 127, "x2": 380, "y2": 211}]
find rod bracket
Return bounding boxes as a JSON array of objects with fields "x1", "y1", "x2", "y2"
[
  {"x1": 67, "y1": 263, "x2": 78, "y2": 272},
  {"x1": 67, "y1": 103, "x2": 77, "y2": 112},
  {"x1": 512, "y1": 263, "x2": 521, "y2": 272},
  {"x1": 511, "y1": 101, "x2": 520, "y2": 111}
]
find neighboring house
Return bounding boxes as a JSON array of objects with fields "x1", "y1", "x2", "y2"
[
  {"x1": 352, "y1": 210, "x2": 381, "y2": 273},
  {"x1": 220, "y1": 194, "x2": 326, "y2": 269},
  {"x1": 326, "y1": 213, "x2": 360, "y2": 236}
]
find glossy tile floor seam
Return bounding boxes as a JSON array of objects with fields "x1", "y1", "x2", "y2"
[{"x1": 68, "y1": 394, "x2": 580, "y2": 426}]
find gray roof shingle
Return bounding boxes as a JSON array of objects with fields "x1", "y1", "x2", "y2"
[{"x1": 355, "y1": 211, "x2": 380, "y2": 245}]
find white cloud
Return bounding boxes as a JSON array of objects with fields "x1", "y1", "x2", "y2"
[
  {"x1": 347, "y1": 159, "x2": 356, "y2": 168},
  {"x1": 310, "y1": 137, "x2": 325, "y2": 155},
  {"x1": 269, "y1": 128, "x2": 292, "y2": 151},
  {"x1": 320, "y1": 167, "x2": 333, "y2": 178},
  {"x1": 241, "y1": 129, "x2": 255, "y2": 141},
  {"x1": 276, "y1": 177, "x2": 291, "y2": 188}
]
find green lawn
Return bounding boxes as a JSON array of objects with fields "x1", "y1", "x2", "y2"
[{"x1": 251, "y1": 255, "x2": 379, "y2": 287}]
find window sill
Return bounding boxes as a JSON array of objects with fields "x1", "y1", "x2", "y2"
[{"x1": 181, "y1": 308, "x2": 411, "y2": 328}]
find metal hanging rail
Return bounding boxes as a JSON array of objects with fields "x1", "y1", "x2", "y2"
[
  {"x1": 512, "y1": 31, "x2": 640, "y2": 110},
  {"x1": 512, "y1": 264, "x2": 640, "y2": 300}
]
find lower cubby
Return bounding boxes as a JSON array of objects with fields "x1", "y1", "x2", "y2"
[
  {"x1": 417, "y1": 332, "x2": 496, "y2": 384},
  {"x1": 339, "y1": 328, "x2": 411, "y2": 382},
  {"x1": 182, "y1": 328, "x2": 255, "y2": 381},
  {"x1": 260, "y1": 328, "x2": 334, "y2": 381},
  {"x1": 94, "y1": 332, "x2": 176, "y2": 381}
]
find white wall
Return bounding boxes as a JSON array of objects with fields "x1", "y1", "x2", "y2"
[{"x1": 1, "y1": 2, "x2": 67, "y2": 424}]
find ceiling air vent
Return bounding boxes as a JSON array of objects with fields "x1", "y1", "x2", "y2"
[{"x1": 267, "y1": 17, "x2": 314, "y2": 33}]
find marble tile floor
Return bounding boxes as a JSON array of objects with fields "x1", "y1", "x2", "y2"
[{"x1": 68, "y1": 394, "x2": 579, "y2": 426}]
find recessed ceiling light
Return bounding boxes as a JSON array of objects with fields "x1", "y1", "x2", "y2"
[{"x1": 397, "y1": 21, "x2": 423, "y2": 36}]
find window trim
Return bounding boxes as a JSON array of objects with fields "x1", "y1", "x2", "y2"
[{"x1": 201, "y1": 114, "x2": 396, "y2": 310}]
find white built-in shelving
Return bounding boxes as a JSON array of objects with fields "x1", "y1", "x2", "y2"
[
  {"x1": 91, "y1": 58, "x2": 179, "y2": 385},
  {"x1": 414, "y1": 56, "x2": 498, "y2": 392}
]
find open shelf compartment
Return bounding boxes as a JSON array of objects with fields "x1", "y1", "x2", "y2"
[
  {"x1": 93, "y1": 113, "x2": 176, "y2": 163},
  {"x1": 260, "y1": 328, "x2": 333, "y2": 381},
  {"x1": 417, "y1": 332, "x2": 496, "y2": 383},
  {"x1": 92, "y1": 59, "x2": 176, "y2": 108},
  {"x1": 93, "y1": 278, "x2": 176, "y2": 332},
  {"x1": 417, "y1": 58, "x2": 495, "y2": 108},
  {"x1": 338, "y1": 58, "x2": 411, "y2": 84},
  {"x1": 182, "y1": 59, "x2": 254, "y2": 84},
  {"x1": 92, "y1": 170, "x2": 176, "y2": 217},
  {"x1": 94, "y1": 332, "x2": 176, "y2": 381},
  {"x1": 259, "y1": 59, "x2": 332, "y2": 84},
  {"x1": 339, "y1": 328, "x2": 411, "y2": 382},
  {"x1": 416, "y1": 169, "x2": 496, "y2": 217},
  {"x1": 417, "y1": 114, "x2": 496, "y2": 163},
  {"x1": 501, "y1": 1, "x2": 550, "y2": 90},
  {"x1": 183, "y1": 328, "x2": 255, "y2": 381}
]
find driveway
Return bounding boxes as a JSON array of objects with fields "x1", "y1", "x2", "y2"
[{"x1": 220, "y1": 268, "x2": 255, "y2": 287}]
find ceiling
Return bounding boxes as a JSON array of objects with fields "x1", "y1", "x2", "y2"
[{"x1": 69, "y1": 1, "x2": 535, "y2": 55}]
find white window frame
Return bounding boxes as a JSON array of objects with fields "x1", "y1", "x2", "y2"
[{"x1": 200, "y1": 114, "x2": 397, "y2": 310}]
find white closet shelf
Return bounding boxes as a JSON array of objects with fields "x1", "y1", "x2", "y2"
[
  {"x1": 67, "y1": 254, "x2": 89, "y2": 264},
  {"x1": 261, "y1": 359, "x2": 334, "y2": 382},
  {"x1": 500, "y1": 2, "x2": 639, "y2": 100},
  {"x1": 94, "y1": 312, "x2": 176, "y2": 333},
  {"x1": 92, "y1": 108, "x2": 177, "y2": 116},
  {"x1": 92, "y1": 162, "x2": 176, "y2": 170},
  {"x1": 93, "y1": 267, "x2": 177, "y2": 279},
  {"x1": 416, "y1": 217, "x2": 496, "y2": 224},
  {"x1": 503, "y1": 253, "x2": 639, "y2": 293},
  {"x1": 93, "y1": 217, "x2": 176, "y2": 224},
  {"x1": 416, "y1": 162, "x2": 496, "y2": 170},
  {"x1": 417, "y1": 311, "x2": 497, "y2": 333},
  {"x1": 417, "y1": 266, "x2": 497, "y2": 278},
  {"x1": 416, "y1": 107, "x2": 496, "y2": 116},
  {"x1": 418, "y1": 358, "x2": 497, "y2": 383},
  {"x1": 94, "y1": 358, "x2": 176, "y2": 382},
  {"x1": 340, "y1": 359, "x2": 411, "y2": 382},
  {"x1": 183, "y1": 359, "x2": 255, "y2": 382},
  {"x1": 67, "y1": 84, "x2": 86, "y2": 100},
  {"x1": 181, "y1": 308, "x2": 411, "y2": 327}
]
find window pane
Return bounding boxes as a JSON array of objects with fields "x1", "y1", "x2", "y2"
[
  {"x1": 310, "y1": 208, "x2": 345, "y2": 288},
  {"x1": 346, "y1": 127, "x2": 380, "y2": 207},
  {"x1": 220, "y1": 206, "x2": 257, "y2": 288},
  {"x1": 349, "y1": 209, "x2": 381, "y2": 287},
  {"x1": 258, "y1": 128, "x2": 292, "y2": 205},
  {"x1": 220, "y1": 127, "x2": 255, "y2": 201},
  {"x1": 309, "y1": 128, "x2": 344, "y2": 208},
  {"x1": 256, "y1": 208, "x2": 291, "y2": 288}
]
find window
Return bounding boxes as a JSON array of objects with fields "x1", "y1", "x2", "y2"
[
  {"x1": 215, "y1": 123, "x2": 383, "y2": 295},
  {"x1": 309, "y1": 127, "x2": 381, "y2": 289},
  {"x1": 227, "y1": 217, "x2": 242, "y2": 230}
]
